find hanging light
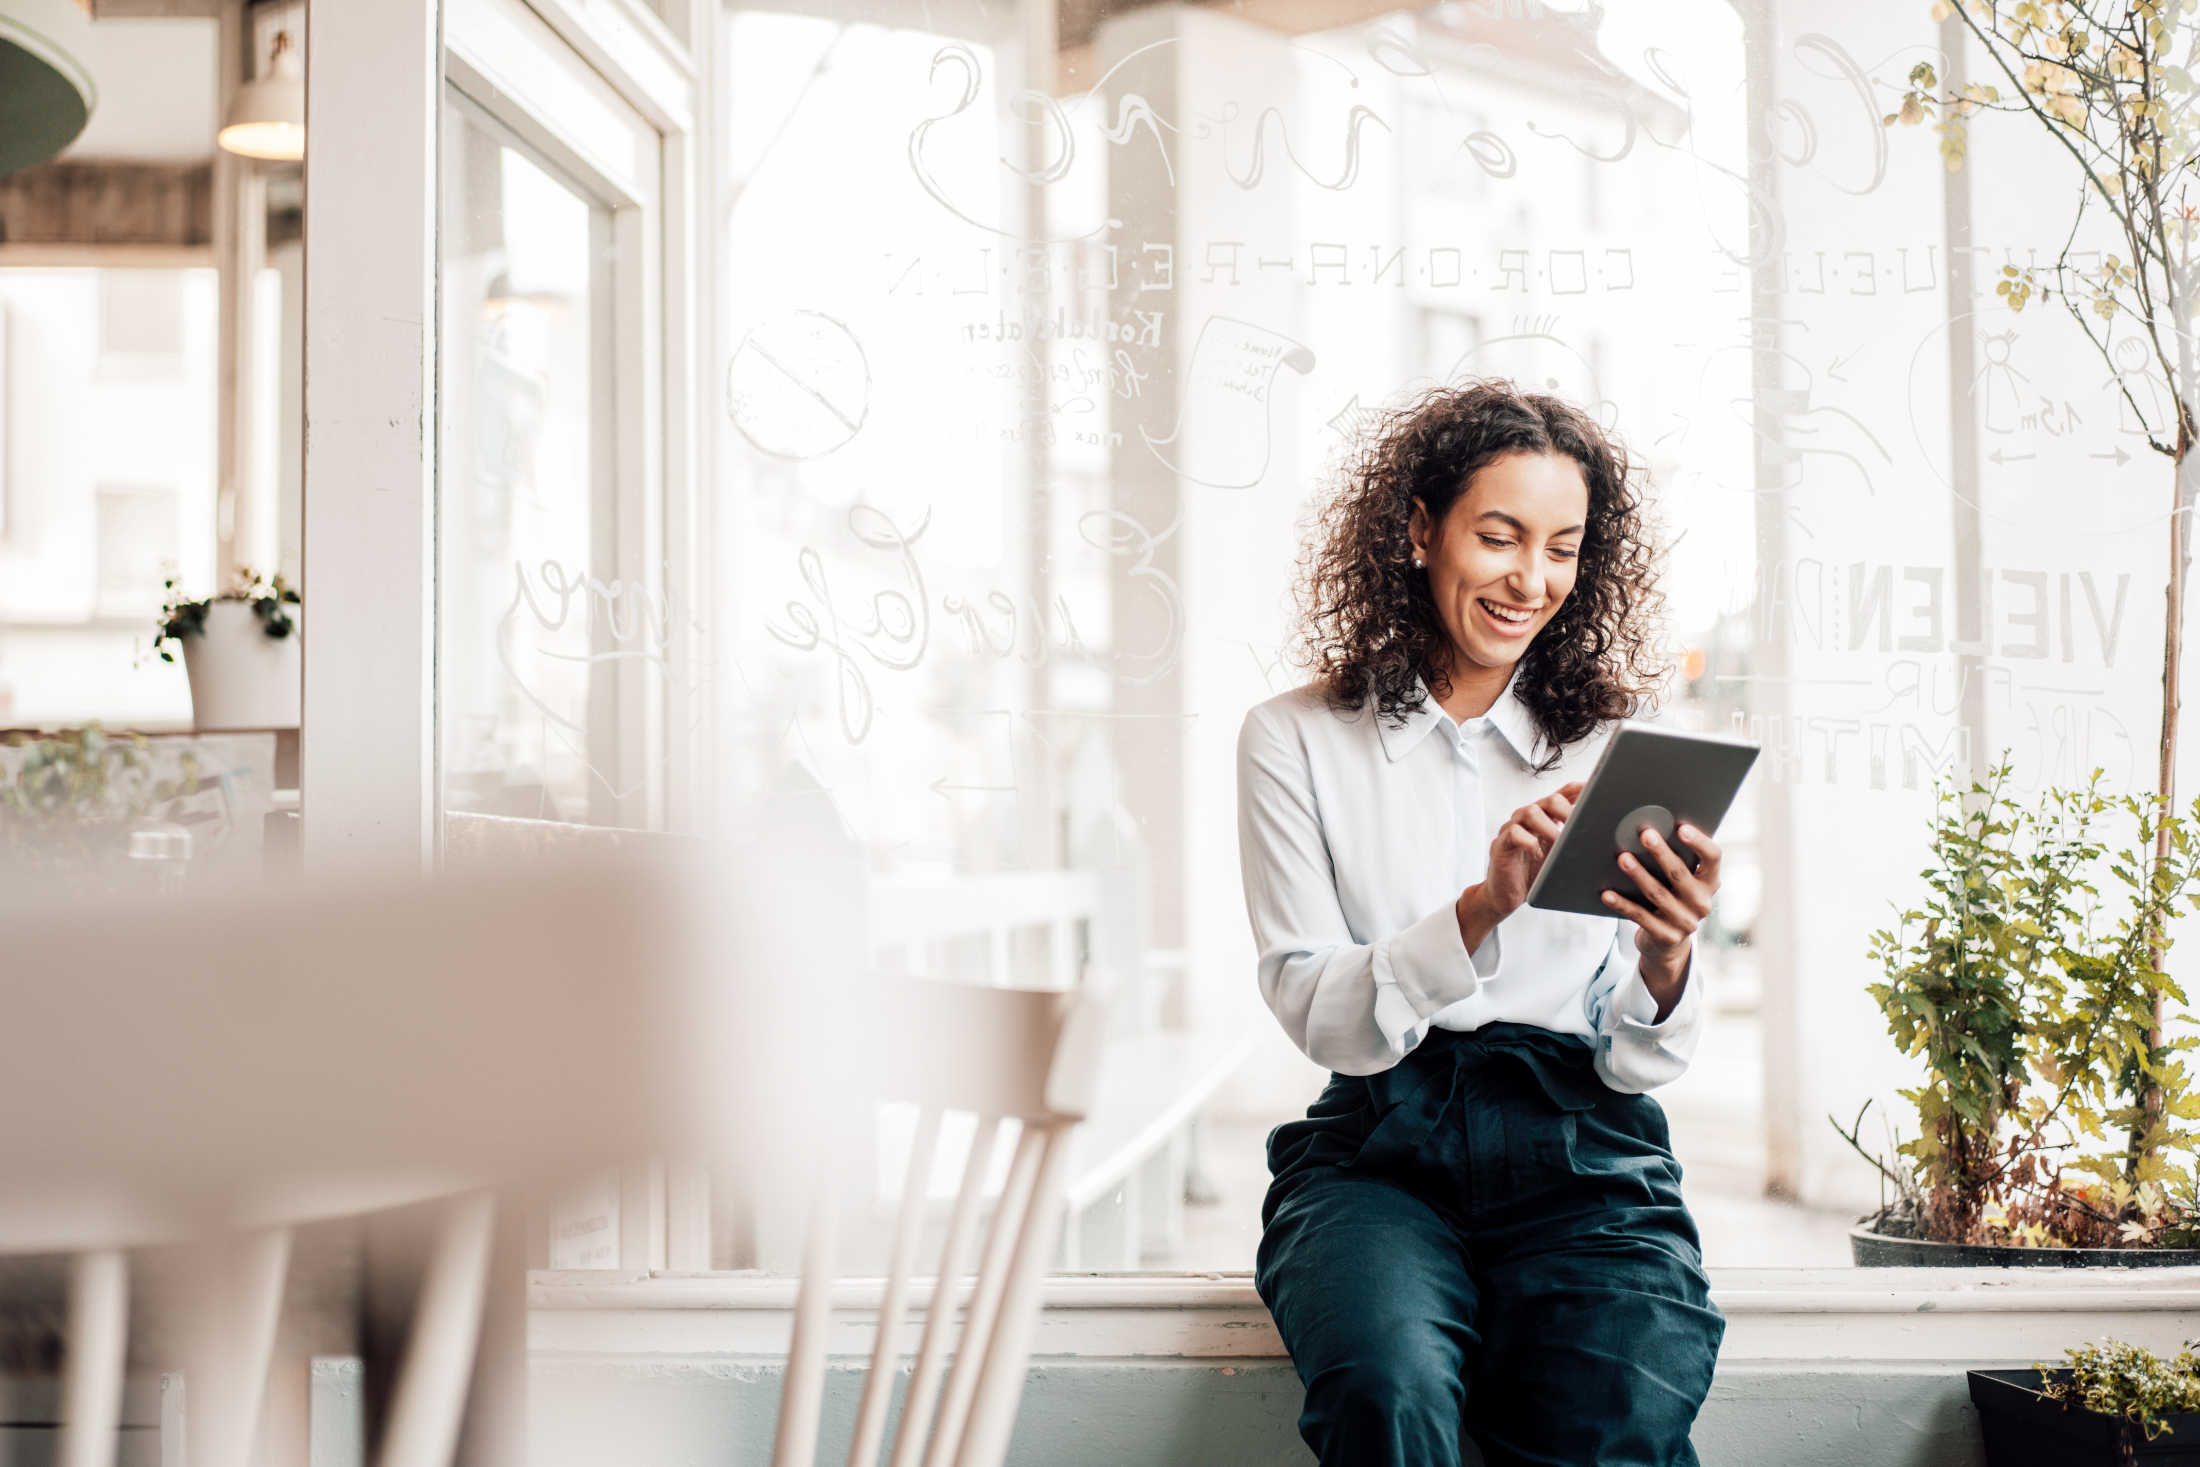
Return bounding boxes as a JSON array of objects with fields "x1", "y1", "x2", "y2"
[
  {"x1": 218, "y1": 29, "x2": 301, "y2": 161},
  {"x1": 0, "y1": 0, "x2": 100, "y2": 176}
]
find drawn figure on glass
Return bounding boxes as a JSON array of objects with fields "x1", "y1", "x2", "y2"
[
  {"x1": 768, "y1": 504, "x2": 1185, "y2": 746},
  {"x1": 728, "y1": 311, "x2": 871, "y2": 460},
  {"x1": 1975, "y1": 329, "x2": 2030, "y2": 436},
  {"x1": 1142, "y1": 317, "x2": 1316, "y2": 489},
  {"x1": 765, "y1": 507, "x2": 930, "y2": 745},
  {"x1": 497, "y1": 558, "x2": 701, "y2": 801}
]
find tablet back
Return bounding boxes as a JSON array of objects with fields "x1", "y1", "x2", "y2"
[{"x1": 1525, "y1": 722, "x2": 1761, "y2": 918}]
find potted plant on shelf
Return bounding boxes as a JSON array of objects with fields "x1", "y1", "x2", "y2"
[
  {"x1": 1843, "y1": 766, "x2": 2200, "y2": 1265},
  {"x1": 156, "y1": 569, "x2": 301, "y2": 732},
  {"x1": 1970, "y1": 1337, "x2": 2200, "y2": 1465},
  {"x1": 0, "y1": 726, "x2": 200, "y2": 893}
]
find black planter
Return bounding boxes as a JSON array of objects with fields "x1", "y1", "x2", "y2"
[
  {"x1": 1852, "y1": 1225, "x2": 2200, "y2": 1268},
  {"x1": 1971, "y1": 1369, "x2": 2200, "y2": 1464}
]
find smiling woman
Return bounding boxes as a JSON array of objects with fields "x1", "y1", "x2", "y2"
[
  {"x1": 1296, "y1": 379, "x2": 1668, "y2": 763},
  {"x1": 1238, "y1": 381, "x2": 1727, "y2": 1466}
]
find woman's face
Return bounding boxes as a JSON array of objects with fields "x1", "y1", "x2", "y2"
[{"x1": 1409, "y1": 451, "x2": 1589, "y2": 678}]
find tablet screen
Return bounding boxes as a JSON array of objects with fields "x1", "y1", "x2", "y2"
[{"x1": 1524, "y1": 723, "x2": 1761, "y2": 918}]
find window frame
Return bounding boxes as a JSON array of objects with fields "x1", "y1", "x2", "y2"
[
  {"x1": 444, "y1": 0, "x2": 678, "y2": 835},
  {"x1": 302, "y1": 0, "x2": 704, "y2": 870}
]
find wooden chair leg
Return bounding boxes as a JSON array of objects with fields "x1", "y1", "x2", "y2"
[
  {"x1": 955, "y1": 1121, "x2": 1074, "y2": 1467},
  {"x1": 921, "y1": 1126, "x2": 1044, "y2": 1467},
  {"x1": 772, "y1": 1162, "x2": 845, "y2": 1467},
  {"x1": 375, "y1": 1191, "x2": 496, "y2": 1467},
  {"x1": 181, "y1": 1227, "x2": 294, "y2": 1467},
  {"x1": 847, "y1": 1107, "x2": 941, "y2": 1467},
  {"x1": 886, "y1": 1115, "x2": 1001, "y2": 1467},
  {"x1": 455, "y1": 1190, "x2": 528, "y2": 1467},
  {"x1": 58, "y1": 1250, "x2": 129, "y2": 1467}
]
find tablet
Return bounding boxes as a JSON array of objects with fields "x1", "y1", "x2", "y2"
[{"x1": 1523, "y1": 721, "x2": 1761, "y2": 918}]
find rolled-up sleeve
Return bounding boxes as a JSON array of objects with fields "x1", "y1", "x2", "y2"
[
  {"x1": 1238, "y1": 706, "x2": 1496, "y2": 1075},
  {"x1": 1583, "y1": 928, "x2": 1704, "y2": 1093}
]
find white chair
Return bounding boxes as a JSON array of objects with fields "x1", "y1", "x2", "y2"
[
  {"x1": 769, "y1": 973, "x2": 1111, "y2": 1467},
  {"x1": 0, "y1": 849, "x2": 761, "y2": 1467}
]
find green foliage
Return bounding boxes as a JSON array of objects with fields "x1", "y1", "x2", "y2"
[
  {"x1": 2037, "y1": 1338, "x2": 2200, "y2": 1441},
  {"x1": 1864, "y1": 767, "x2": 2200, "y2": 1247},
  {"x1": 0, "y1": 727, "x2": 199, "y2": 881},
  {"x1": 156, "y1": 568, "x2": 300, "y2": 664}
]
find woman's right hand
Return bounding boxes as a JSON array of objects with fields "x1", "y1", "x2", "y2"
[{"x1": 1455, "y1": 782, "x2": 1582, "y2": 951}]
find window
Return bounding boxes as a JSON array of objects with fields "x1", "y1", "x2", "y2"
[
  {"x1": 706, "y1": 1, "x2": 1811, "y2": 1276},
  {"x1": 435, "y1": 0, "x2": 675, "y2": 836},
  {"x1": 440, "y1": 103, "x2": 611, "y2": 824},
  {"x1": 0, "y1": 266, "x2": 216, "y2": 728}
]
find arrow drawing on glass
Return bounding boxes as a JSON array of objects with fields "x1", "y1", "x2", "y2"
[
  {"x1": 1326, "y1": 393, "x2": 1380, "y2": 441},
  {"x1": 1142, "y1": 317, "x2": 1316, "y2": 489},
  {"x1": 2089, "y1": 446, "x2": 2133, "y2": 466},
  {"x1": 1988, "y1": 449, "x2": 2037, "y2": 464}
]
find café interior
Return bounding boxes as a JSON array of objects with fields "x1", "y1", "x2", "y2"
[{"x1": 3, "y1": 0, "x2": 2198, "y2": 1463}]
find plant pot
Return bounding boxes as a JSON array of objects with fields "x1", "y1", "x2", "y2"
[
  {"x1": 1970, "y1": 1368, "x2": 2200, "y2": 1465},
  {"x1": 180, "y1": 601, "x2": 301, "y2": 731},
  {"x1": 1852, "y1": 1224, "x2": 2200, "y2": 1268}
]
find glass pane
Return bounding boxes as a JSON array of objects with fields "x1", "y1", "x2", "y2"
[
  {"x1": 439, "y1": 101, "x2": 607, "y2": 824},
  {"x1": 0, "y1": 266, "x2": 215, "y2": 729},
  {"x1": 710, "y1": 0, "x2": 2197, "y2": 1274}
]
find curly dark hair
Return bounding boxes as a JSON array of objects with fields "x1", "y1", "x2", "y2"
[{"x1": 1294, "y1": 378, "x2": 1666, "y2": 765}]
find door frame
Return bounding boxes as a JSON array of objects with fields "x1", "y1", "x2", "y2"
[{"x1": 301, "y1": 0, "x2": 703, "y2": 867}]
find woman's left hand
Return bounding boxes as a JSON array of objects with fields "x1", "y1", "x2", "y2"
[{"x1": 1600, "y1": 823, "x2": 1722, "y2": 1013}]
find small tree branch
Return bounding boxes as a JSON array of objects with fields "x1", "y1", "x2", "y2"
[
  {"x1": 1949, "y1": 5, "x2": 2150, "y2": 244},
  {"x1": 1831, "y1": 1100, "x2": 1917, "y2": 1194}
]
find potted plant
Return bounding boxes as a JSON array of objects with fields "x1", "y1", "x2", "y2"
[
  {"x1": 1843, "y1": 766, "x2": 2200, "y2": 1265},
  {"x1": 1970, "y1": 1337, "x2": 2200, "y2": 1465},
  {"x1": 156, "y1": 569, "x2": 302, "y2": 732},
  {"x1": 0, "y1": 726, "x2": 200, "y2": 893},
  {"x1": 1889, "y1": 0, "x2": 2200, "y2": 1209}
]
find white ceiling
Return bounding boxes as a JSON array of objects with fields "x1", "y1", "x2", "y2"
[{"x1": 62, "y1": 17, "x2": 220, "y2": 163}]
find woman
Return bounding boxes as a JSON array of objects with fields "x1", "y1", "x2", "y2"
[{"x1": 1237, "y1": 380, "x2": 1725, "y2": 1467}]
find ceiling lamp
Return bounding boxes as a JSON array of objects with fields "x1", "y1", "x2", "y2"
[
  {"x1": 219, "y1": 29, "x2": 302, "y2": 161},
  {"x1": 0, "y1": 0, "x2": 99, "y2": 176}
]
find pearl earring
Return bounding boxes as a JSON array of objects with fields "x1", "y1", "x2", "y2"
[{"x1": 1413, "y1": 557, "x2": 1425, "y2": 569}]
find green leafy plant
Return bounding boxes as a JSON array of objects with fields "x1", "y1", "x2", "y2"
[
  {"x1": 1887, "y1": 0, "x2": 2200, "y2": 1176},
  {"x1": 2037, "y1": 1338, "x2": 2200, "y2": 1446},
  {"x1": 0, "y1": 726, "x2": 200, "y2": 881},
  {"x1": 1847, "y1": 765, "x2": 2200, "y2": 1248},
  {"x1": 156, "y1": 568, "x2": 300, "y2": 664}
]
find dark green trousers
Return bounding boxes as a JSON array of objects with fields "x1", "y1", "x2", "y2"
[{"x1": 1256, "y1": 1022, "x2": 1723, "y2": 1467}]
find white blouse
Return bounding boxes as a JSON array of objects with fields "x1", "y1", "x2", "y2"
[{"x1": 1236, "y1": 678, "x2": 1703, "y2": 1092}]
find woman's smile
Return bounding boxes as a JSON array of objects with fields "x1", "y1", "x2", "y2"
[{"x1": 1474, "y1": 596, "x2": 1540, "y2": 634}]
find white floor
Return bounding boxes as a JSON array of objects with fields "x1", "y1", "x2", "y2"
[{"x1": 1165, "y1": 949, "x2": 1856, "y2": 1273}]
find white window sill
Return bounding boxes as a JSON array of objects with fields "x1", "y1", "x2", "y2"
[{"x1": 529, "y1": 1266, "x2": 2200, "y2": 1364}]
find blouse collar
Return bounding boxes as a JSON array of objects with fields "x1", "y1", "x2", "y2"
[{"x1": 1377, "y1": 669, "x2": 1540, "y2": 767}]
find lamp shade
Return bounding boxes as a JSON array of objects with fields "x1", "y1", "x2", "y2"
[
  {"x1": 0, "y1": 0, "x2": 98, "y2": 177},
  {"x1": 218, "y1": 30, "x2": 301, "y2": 161}
]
